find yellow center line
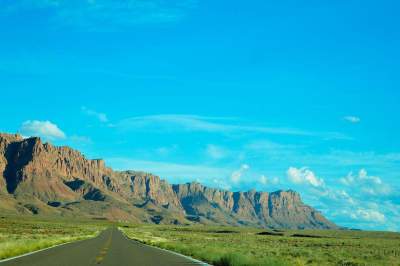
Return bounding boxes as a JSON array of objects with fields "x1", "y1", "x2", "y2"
[{"x1": 94, "y1": 229, "x2": 113, "y2": 265}]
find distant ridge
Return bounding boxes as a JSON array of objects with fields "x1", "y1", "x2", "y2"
[{"x1": 0, "y1": 133, "x2": 337, "y2": 229}]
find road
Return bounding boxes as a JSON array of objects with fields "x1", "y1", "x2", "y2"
[{"x1": 0, "y1": 228, "x2": 206, "y2": 266}]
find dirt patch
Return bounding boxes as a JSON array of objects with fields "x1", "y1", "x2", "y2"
[
  {"x1": 257, "y1": 231, "x2": 284, "y2": 236},
  {"x1": 291, "y1": 234, "x2": 324, "y2": 238},
  {"x1": 212, "y1": 230, "x2": 239, "y2": 234}
]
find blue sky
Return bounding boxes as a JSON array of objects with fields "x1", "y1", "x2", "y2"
[{"x1": 0, "y1": 0, "x2": 399, "y2": 231}]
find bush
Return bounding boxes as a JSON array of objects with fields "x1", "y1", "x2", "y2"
[{"x1": 214, "y1": 253, "x2": 252, "y2": 266}]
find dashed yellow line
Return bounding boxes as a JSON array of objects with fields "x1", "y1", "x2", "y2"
[{"x1": 94, "y1": 230, "x2": 113, "y2": 265}]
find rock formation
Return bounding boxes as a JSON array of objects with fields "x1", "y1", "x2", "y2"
[{"x1": 0, "y1": 133, "x2": 336, "y2": 229}]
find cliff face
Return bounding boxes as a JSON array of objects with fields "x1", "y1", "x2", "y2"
[
  {"x1": 171, "y1": 183, "x2": 334, "y2": 228},
  {"x1": 0, "y1": 133, "x2": 336, "y2": 229}
]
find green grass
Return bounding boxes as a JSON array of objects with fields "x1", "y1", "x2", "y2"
[
  {"x1": 1, "y1": 216, "x2": 399, "y2": 265},
  {"x1": 119, "y1": 225, "x2": 400, "y2": 266},
  {"x1": 0, "y1": 216, "x2": 106, "y2": 260}
]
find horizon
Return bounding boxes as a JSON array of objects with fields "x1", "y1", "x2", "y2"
[{"x1": 1, "y1": 0, "x2": 399, "y2": 232}]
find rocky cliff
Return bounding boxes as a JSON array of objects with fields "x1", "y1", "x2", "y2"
[{"x1": 0, "y1": 133, "x2": 336, "y2": 229}]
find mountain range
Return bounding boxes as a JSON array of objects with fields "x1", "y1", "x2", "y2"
[{"x1": 0, "y1": 133, "x2": 336, "y2": 229}]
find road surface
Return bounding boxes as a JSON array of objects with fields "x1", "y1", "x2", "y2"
[{"x1": 0, "y1": 228, "x2": 206, "y2": 266}]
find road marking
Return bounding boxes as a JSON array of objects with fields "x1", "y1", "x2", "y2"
[
  {"x1": 94, "y1": 229, "x2": 113, "y2": 265},
  {"x1": 118, "y1": 228, "x2": 211, "y2": 266}
]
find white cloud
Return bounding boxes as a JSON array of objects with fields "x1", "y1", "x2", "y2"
[
  {"x1": 298, "y1": 168, "x2": 399, "y2": 231},
  {"x1": 358, "y1": 169, "x2": 382, "y2": 184},
  {"x1": 212, "y1": 178, "x2": 232, "y2": 190},
  {"x1": 271, "y1": 176, "x2": 280, "y2": 184},
  {"x1": 351, "y1": 209, "x2": 386, "y2": 223},
  {"x1": 287, "y1": 167, "x2": 325, "y2": 187},
  {"x1": 260, "y1": 175, "x2": 268, "y2": 185},
  {"x1": 344, "y1": 116, "x2": 361, "y2": 123},
  {"x1": 312, "y1": 187, "x2": 356, "y2": 205},
  {"x1": 231, "y1": 164, "x2": 250, "y2": 183},
  {"x1": 81, "y1": 106, "x2": 108, "y2": 123},
  {"x1": 206, "y1": 144, "x2": 228, "y2": 159},
  {"x1": 20, "y1": 120, "x2": 66, "y2": 140},
  {"x1": 259, "y1": 175, "x2": 279, "y2": 185},
  {"x1": 340, "y1": 169, "x2": 391, "y2": 196}
]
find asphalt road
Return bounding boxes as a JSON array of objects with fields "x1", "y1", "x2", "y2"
[{"x1": 0, "y1": 228, "x2": 206, "y2": 266}]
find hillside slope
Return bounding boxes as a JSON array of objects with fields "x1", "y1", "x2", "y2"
[{"x1": 0, "y1": 133, "x2": 336, "y2": 229}]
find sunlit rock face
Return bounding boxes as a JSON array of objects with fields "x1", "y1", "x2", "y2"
[{"x1": 0, "y1": 133, "x2": 336, "y2": 229}]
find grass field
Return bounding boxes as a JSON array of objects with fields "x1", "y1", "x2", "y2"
[
  {"x1": 0, "y1": 216, "x2": 106, "y2": 260},
  {"x1": 120, "y1": 225, "x2": 400, "y2": 266},
  {"x1": 1, "y1": 216, "x2": 399, "y2": 266}
]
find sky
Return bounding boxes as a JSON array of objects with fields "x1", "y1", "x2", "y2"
[{"x1": 0, "y1": 0, "x2": 399, "y2": 231}]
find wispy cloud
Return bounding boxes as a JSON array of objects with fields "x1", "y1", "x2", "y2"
[
  {"x1": 230, "y1": 164, "x2": 250, "y2": 183},
  {"x1": 340, "y1": 169, "x2": 392, "y2": 196},
  {"x1": 81, "y1": 106, "x2": 108, "y2": 123},
  {"x1": 206, "y1": 144, "x2": 229, "y2": 160},
  {"x1": 106, "y1": 158, "x2": 231, "y2": 185},
  {"x1": 20, "y1": 120, "x2": 66, "y2": 140},
  {"x1": 259, "y1": 175, "x2": 279, "y2": 185},
  {"x1": 1, "y1": 0, "x2": 197, "y2": 30},
  {"x1": 306, "y1": 150, "x2": 400, "y2": 169},
  {"x1": 251, "y1": 144, "x2": 400, "y2": 170},
  {"x1": 155, "y1": 145, "x2": 179, "y2": 156},
  {"x1": 351, "y1": 209, "x2": 386, "y2": 223},
  {"x1": 344, "y1": 116, "x2": 361, "y2": 123},
  {"x1": 117, "y1": 114, "x2": 349, "y2": 139}
]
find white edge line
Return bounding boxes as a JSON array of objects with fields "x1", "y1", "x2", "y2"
[
  {"x1": 0, "y1": 233, "x2": 101, "y2": 264},
  {"x1": 118, "y1": 227, "x2": 211, "y2": 266}
]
